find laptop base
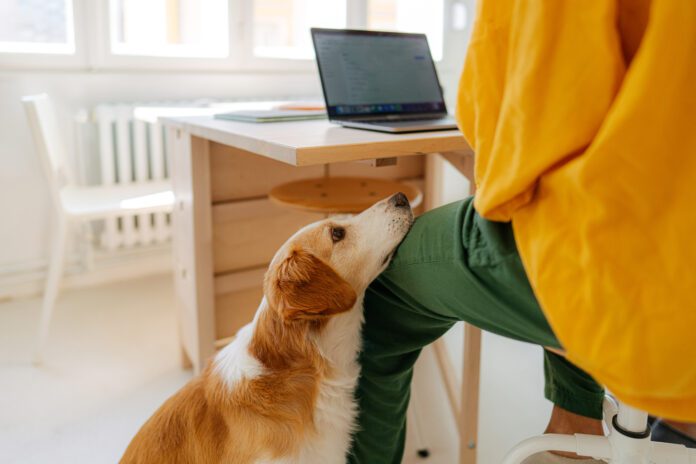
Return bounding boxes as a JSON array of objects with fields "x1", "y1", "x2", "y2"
[{"x1": 336, "y1": 116, "x2": 458, "y2": 133}]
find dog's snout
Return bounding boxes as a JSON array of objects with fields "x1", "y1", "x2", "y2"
[{"x1": 390, "y1": 192, "x2": 410, "y2": 208}]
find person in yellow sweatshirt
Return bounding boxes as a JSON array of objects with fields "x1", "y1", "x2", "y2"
[{"x1": 348, "y1": 1, "x2": 696, "y2": 463}]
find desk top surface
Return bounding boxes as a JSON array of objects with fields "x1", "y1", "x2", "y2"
[{"x1": 161, "y1": 115, "x2": 470, "y2": 166}]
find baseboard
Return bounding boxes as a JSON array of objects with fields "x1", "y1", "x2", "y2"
[{"x1": 0, "y1": 245, "x2": 173, "y2": 303}]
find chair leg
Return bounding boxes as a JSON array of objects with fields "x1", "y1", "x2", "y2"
[
  {"x1": 80, "y1": 222, "x2": 95, "y2": 271},
  {"x1": 501, "y1": 433, "x2": 610, "y2": 464},
  {"x1": 34, "y1": 217, "x2": 68, "y2": 364},
  {"x1": 502, "y1": 401, "x2": 696, "y2": 464},
  {"x1": 177, "y1": 323, "x2": 193, "y2": 370}
]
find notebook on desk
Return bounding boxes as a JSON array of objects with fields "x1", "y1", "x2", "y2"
[
  {"x1": 311, "y1": 28, "x2": 458, "y2": 134},
  {"x1": 215, "y1": 109, "x2": 326, "y2": 123}
]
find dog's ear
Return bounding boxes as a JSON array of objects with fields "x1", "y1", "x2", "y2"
[{"x1": 265, "y1": 248, "x2": 357, "y2": 321}]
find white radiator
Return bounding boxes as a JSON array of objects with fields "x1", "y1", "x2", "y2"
[
  {"x1": 91, "y1": 98, "x2": 311, "y2": 251},
  {"x1": 94, "y1": 105, "x2": 171, "y2": 251}
]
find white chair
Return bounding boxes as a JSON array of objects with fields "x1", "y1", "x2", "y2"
[
  {"x1": 503, "y1": 397, "x2": 696, "y2": 463},
  {"x1": 22, "y1": 94, "x2": 175, "y2": 363}
]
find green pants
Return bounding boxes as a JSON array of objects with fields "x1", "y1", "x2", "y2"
[{"x1": 348, "y1": 198, "x2": 604, "y2": 464}]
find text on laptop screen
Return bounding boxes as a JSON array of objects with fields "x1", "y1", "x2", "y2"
[{"x1": 313, "y1": 30, "x2": 446, "y2": 117}]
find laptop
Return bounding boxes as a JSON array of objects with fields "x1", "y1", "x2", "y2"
[{"x1": 311, "y1": 28, "x2": 458, "y2": 133}]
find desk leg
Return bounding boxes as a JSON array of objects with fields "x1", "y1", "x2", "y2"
[
  {"x1": 170, "y1": 131, "x2": 216, "y2": 374},
  {"x1": 460, "y1": 323, "x2": 482, "y2": 464},
  {"x1": 424, "y1": 153, "x2": 445, "y2": 210},
  {"x1": 427, "y1": 151, "x2": 482, "y2": 464},
  {"x1": 461, "y1": 159, "x2": 482, "y2": 464}
]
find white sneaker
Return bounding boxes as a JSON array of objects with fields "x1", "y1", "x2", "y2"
[{"x1": 520, "y1": 451, "x2": 606, "y2": 464}]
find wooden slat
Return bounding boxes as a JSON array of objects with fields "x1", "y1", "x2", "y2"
[
  {"x1": 329, "y1": 155, "x2": 424, "y2": 179},
  {"x1": 210, "y1": 143, "x2": 323, "y2": 203},
  {"x1": 212, "y1": 198, "x2": 323, "y2": 274},
  {"x1": 215, "y1": 286, "x2": 263, "y2": 340},
  {"x1": 170, "y1": 133, "x2": 216, "y2": 374},
  {"x1": 215, "y1": 267, "x2": 266, "y2": 295},
  {"x1": 214, "y1": 268, "x2": 266, "y2": 341}
]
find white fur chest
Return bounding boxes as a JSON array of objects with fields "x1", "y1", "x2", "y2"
[
  {"x1": 293, "y1": 303, "x2": 364, "y2": 464},
  {"x1": 215, "y1": 300, "x2": 365, "y2": 464}
]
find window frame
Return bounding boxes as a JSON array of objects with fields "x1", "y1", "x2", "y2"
[
  {"x1": 238, "y1": 0, "x2": 359, "y2": 72},
  {"x1": 0, "y1": 0, "x2": 465, "y2": 73},
  {"x1": 0, "y1": 0, "x2": 88, "y2": 70},
  {"x1": 89, "y1": 0, "x2": 238, "y2": 71}
]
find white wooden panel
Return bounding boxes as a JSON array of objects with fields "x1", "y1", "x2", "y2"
[
  {"x1": 96, "y1": 106, "x2": 119, "y2": 250},
  {"x1": 116, "y1": 106, "x2": 135, "y2": 247},
  {"x1": 133, "y1": 118, "x2": 153, "y2": 244}
]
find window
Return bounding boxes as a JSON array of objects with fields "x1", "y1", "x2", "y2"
[
  {"x1": 110, "y1": 0, "x2": 228, "y2": 57},
  {"x1": 0, "y1": 0, "x2": 75, "y2": 54},
  {"x1": 1, "y1": 0, "x2": 458, "y2": 69},
  {"x1": 253, "y1": 0, "x2": 347, "y2": 60},
  {"x1": 367, "y1": 0, "x2": 444, "y2": 61}
]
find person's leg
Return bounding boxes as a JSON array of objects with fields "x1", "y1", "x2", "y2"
[
  {"x1": 348, "y1": 277, "x2": 455, "y2": 463},
  {"x1": 348, "y1": 198, "x2": 605, "y2": 463},
  {"x1": 544, "y1": 350, "x2": 605, "y2": 421},
  {"x1": 541, "y1": 352, "x2": 604, "y2": 459}
]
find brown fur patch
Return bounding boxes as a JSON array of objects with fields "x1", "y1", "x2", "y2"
[
  {"x1": 120, "y1": 367, "x2": 231, "y2": 463},
  {"x1": 264, "y1": 247, "x2": 357, "y2": 322},
  {"x1": 121, "y1": 247, "x2": 357, "y2": 464}
]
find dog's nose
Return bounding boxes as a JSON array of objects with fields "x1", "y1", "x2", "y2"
[{"x1": 390, "y1": 192, "x2": 410, "y2": 208}]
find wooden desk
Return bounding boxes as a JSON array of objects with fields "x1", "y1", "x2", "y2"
[{"x1": 162, "y1": 116, "x2": 480, "y2": 464}]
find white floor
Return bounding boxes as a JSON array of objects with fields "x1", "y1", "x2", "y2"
[{"x1": 0, "y1": 274, "x2": 552, "y2": 464}]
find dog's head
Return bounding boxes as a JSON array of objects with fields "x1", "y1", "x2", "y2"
[{"x1": 264, "y1": 193, "x2": 413, "y2": 322}]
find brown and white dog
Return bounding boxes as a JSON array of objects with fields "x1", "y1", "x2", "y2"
[{"x1": 121, "y1": 193, "x2": 413, "y2": 464}]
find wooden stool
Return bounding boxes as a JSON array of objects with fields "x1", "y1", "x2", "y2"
[{"x1": 269, "y1": 176, "x2": 422, "y2": 214}]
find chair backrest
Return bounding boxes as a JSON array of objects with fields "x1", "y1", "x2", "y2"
[{"x1": 22, "y1": 94, "x2": 70, "y2": 206}]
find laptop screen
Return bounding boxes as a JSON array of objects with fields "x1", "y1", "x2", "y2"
[{"x1": 312, "y1": 28, "x2": 447, "y2": 119}]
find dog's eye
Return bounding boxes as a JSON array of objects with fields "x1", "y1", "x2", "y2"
[{"x1": 330, "y1": 226, "x2": 346, "y2": 243}]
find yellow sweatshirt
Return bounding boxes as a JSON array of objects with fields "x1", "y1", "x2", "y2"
[{"x1": 456, "y1": 0, "x2": 696, "y2": 420}]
